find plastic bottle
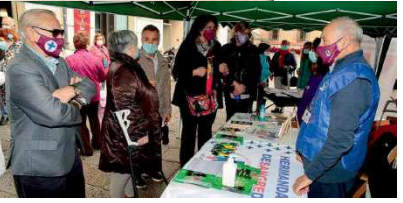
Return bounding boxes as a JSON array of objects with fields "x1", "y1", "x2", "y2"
[{"x1": 222, "y1": 156, "x2": 237, "y2": 187}]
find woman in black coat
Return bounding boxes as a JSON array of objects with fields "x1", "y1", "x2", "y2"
[{"x1": 172, "y1": 15, "x2": 223, "y2": 167}]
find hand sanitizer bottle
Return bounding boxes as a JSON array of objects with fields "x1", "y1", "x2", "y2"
[{"x1": 222, "y1": 155, "x2": 237, "y2": 187}]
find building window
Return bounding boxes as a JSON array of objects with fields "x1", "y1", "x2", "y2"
[
  {"x1": 95, "y1": 13, "x2": 101, "y2": 34},
  {"x1": 94, "y1": 13, "x2": 114, "y2": 44},
  {"x1": 272, "y1": 30, "x2": 279, "y2": 40},
  {"x1": 115, "y1": 15, "x2": 128, "y2": 31}
]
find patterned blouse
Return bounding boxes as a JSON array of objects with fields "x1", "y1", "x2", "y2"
[{"x1": 0, "y1": 41, "x2": 23, "y2": 106}]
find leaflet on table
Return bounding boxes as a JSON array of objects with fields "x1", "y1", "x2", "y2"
[
  {"x1": 217, "y1": 124, "x2": 279, "y2": 139},
  {"x1": 186, "y1": 158, "x2": 224, "y2": 175},
  {"x1": 229, "y1": 120, "x2": 253, "y2": 130},
  {"x1": 264, "y1": 88, "x2": 303, "y2": 99},
  {"x1": 217, "y1": 126, "x2": 245, "y2": 136},
  {"x1": 215, "y1": 133, "x2": 244, "y2": 144},
  {"x1": 174, "y1": 162, "x2": 260, "y2": 195},
  {"x1": 209, "y1": 142, "x2": 238, "y2": 161},
  {"x1": 231, "y1": 113, "x2": 279, "y2": 125},
  {"x1": 243, "y1": 126, "x2": 280, "y2": 141}
]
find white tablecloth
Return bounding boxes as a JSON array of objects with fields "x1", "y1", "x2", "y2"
[{"x1": 162, "y1": 113, "x2": 306, "y2": 198}]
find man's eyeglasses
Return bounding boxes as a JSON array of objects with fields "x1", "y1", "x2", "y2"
[{"x1": 32, "y1": 26, "x2": 64, "y2": 38}]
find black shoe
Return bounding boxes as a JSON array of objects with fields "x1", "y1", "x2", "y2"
[
  {"x1": 135, "y1": 176, "x2": 147, "y2": 189},
  {"x1": 142, "y1": 172, "x2": 164, "y2": 182}
]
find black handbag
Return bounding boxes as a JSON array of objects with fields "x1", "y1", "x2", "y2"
[
  {"x1": 290, "y1": 75, "x2": 298, "y2": 87},
  {"x1": 162, "y1": 124, "x2": 169, "y2": 145}
]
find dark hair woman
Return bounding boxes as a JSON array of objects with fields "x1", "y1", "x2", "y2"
[
  {"x1": 99, "y1": 30, "x2": 162, "y2": 196},
  {"x1": 172, "y1": 14, "x2": 223, "y2": 167}
]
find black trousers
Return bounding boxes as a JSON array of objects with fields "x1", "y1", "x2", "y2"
[
  {"x1": 13, "y1": 154, "x2": 86, "y2": 198},
  {"x1": 80, "y1": 101, "x2": 102, "y2": 154},
  {"x1": 225, "y1": 97, "x2": 253, "y2": 121},
  {"x1": 179, "y1": 107, "x2": 216, "y2": 167},
  {"x1": 308, "y1": 178, "x2": 356, "y2": 198}
]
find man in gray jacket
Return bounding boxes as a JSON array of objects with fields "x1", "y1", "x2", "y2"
[
  {"x1": 5, "y1": 9, "x2": 96, "y2": 197},
  {"x1": 138, "y1": 25, "x2": 172, "y2": 129}
]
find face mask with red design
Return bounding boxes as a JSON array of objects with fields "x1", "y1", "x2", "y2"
[
  {"x1": 316, "y1": 37, "x2": 343, "y2": 65},
  {"x1": 203, "y1": 29, "x2": 216, "y2": 42},
  {"x1": 36, "y1": 34, "x2": 64, "y2": 58}
]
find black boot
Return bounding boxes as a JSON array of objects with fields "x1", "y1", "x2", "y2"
[{"x1": 135, "y1": 174, "x2": 147, "y2": 189}]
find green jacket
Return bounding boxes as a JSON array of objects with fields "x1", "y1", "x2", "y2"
[{"x1": 297, "y1": 57, "x2": 312, "y2": 89}]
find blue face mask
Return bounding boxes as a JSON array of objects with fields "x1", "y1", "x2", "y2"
[
  {"x1": 136, "y1": 47, "x2": 140, "y2": 59},
  {"x1": 281, "y1": 45, "x2": 288, "y2": 51},
  {"x1": 0, "y1": 41, "x2": 8, "y2": 52},
  {"x1": 308, "y1": 50, "x2": 318, "y2": 63},
  {"x1": 303, "y1": 49, "x2": 310, "y2": 54},
  {"x1": 143, "y1": 43, "x2": 158, "y2": 54}
]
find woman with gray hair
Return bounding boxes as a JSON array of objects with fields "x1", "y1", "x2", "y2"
[{"x1": 98, "y1": 30, "x2": 162, "y2": 197}]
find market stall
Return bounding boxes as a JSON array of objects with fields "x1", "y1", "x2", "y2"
[
  {"x1": 161, "y1": 113, "x2": 304, "y2": 198},
  {"x1": 29, "y1": 1, "x2": 397, "y2": 117}
]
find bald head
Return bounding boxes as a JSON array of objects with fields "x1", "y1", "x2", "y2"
[{"x1": 322, "y1": 17, "x2": 363, "y2": 46}]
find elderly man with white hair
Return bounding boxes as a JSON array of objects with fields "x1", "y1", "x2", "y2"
[
  {"x1": 6, "y1": 9, "x2": 96, "y2": 197},
  {"x1": 292, "y1": 17, "x2": 380, "y2": 197}
]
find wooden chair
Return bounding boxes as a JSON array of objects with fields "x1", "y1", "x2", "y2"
[{"x1": 352, "y1": 145, "x2": 397, "y2": 198}]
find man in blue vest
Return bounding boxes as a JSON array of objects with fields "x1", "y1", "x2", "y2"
[{"x1": 292, "y1": 17, "x2": 380, "y2": 198}]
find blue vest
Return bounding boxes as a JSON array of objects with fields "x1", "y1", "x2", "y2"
[{"x1": 296, "y1": 60, "x2": 380, "y2": 172}]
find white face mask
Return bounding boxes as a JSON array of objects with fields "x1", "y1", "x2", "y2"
[
  {"x1": 96, "y1": 40, "x2": 103, "y2": 46},
  {"x1": 2, "y1": 25, "x2": 11, "y2": 29},
  {"x1": 264, "y1": 51, "x2": 270, "y2": 56}
]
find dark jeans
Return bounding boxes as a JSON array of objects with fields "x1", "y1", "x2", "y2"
[
  {"x1": 179, "y1": 107, "x2": 216, "y2": 167},
  {"x1": 308, "y1": 178, "x2": 356, "y2": 198},
  {"x1": 13, "y1": 154, "x2": 85, "y2": 198},
  {"x1": 80, "y1": 101, "x2": 101, "y2": 154},
  {"x1": 225, "y1": 96, "x2": 252, "y2": 121}
]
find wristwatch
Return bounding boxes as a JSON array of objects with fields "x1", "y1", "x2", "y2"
[{"x1": 69, "y1": 83, "x2": 81, "y2": 96}]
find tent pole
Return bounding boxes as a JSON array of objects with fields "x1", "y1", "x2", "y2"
[
  {"x1": 373, "y1": 36, "x2": 385, "y2": 73},
  {"x1": 183, "y1": 9, "x2": 191, "y2": 38},
  {"x1": 376, "y1": 35, "x2": 392, "y2": 79}
]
